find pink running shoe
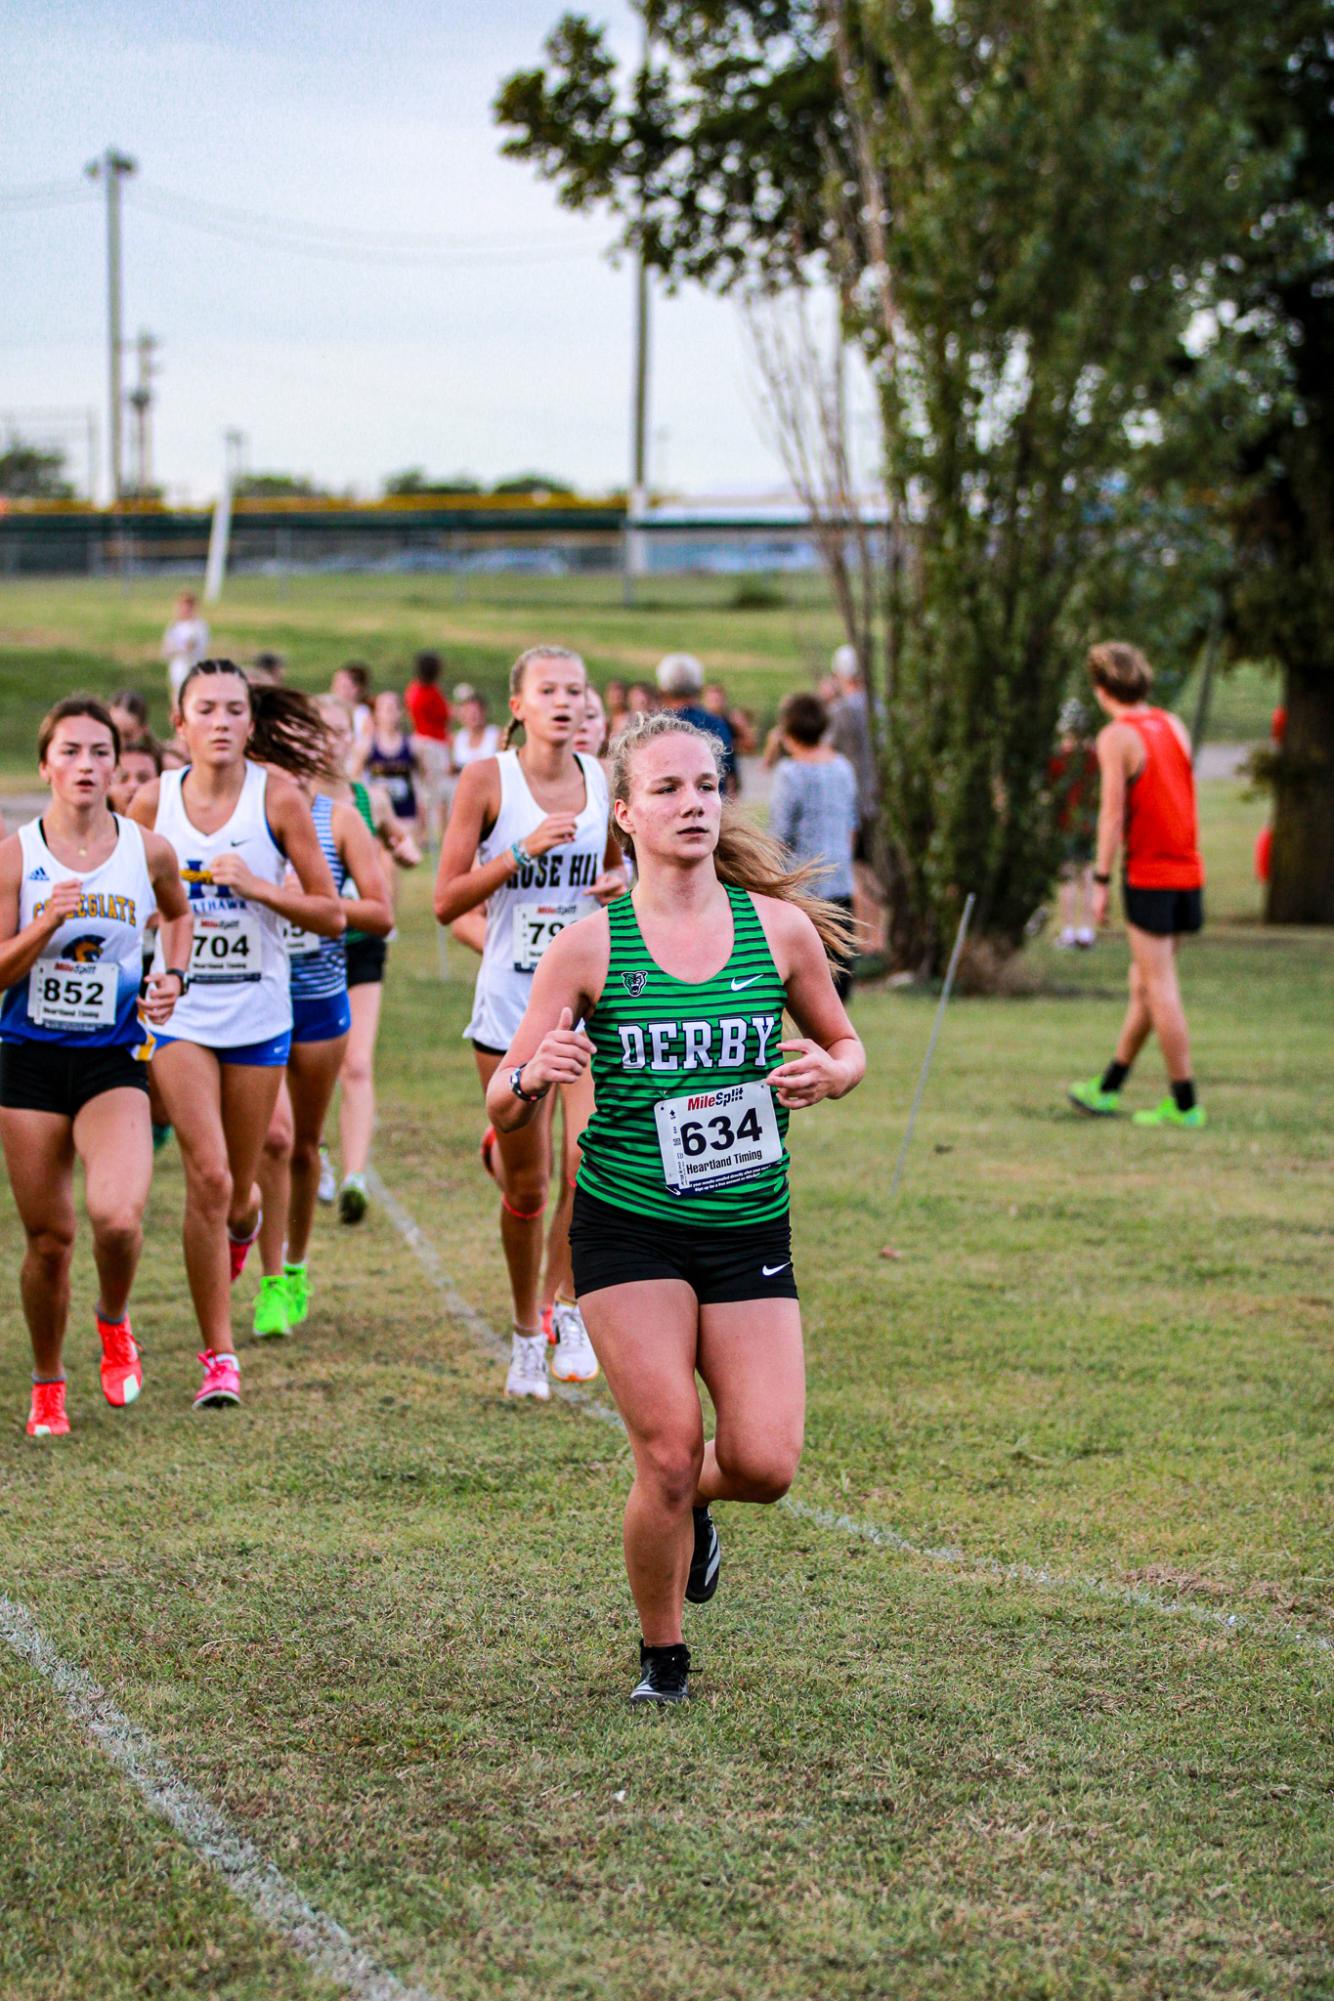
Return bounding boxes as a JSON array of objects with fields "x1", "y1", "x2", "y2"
[
  {"x1": 540, "y1": 1303, "x2": 555, "y2": 1344},
  {"x1": 27, "y1": 1380, "x2": 70, "y2": 1437},
  {"x1": 193, "y1": 1350, "x2": 241, "y2": 1409},
  {"x1": 228, "y1": 1216, "x2": 261, "y2": 1285},
  {"x1": 97, "y1": 1312, "x2": 143, "y2": 1407}
]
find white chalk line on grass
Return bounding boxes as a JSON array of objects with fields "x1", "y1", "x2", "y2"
[
  {"x1": 0, "y1": 1595, "x2": 442, "y2": 2001},
  {"x1": 369, "y1": 1169, "x2": 1333, "y2": 1664}
]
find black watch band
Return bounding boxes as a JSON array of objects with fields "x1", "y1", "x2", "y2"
[
  {"x1": 1092, "y1": 872, "x2": 1112, "y2": 887},
  {"x1": 510, "y1": 1064, "x2": 549, "y2": 1104},
  {"x1": 164, "y1": 965, "x2": 190, "y2": 991}
]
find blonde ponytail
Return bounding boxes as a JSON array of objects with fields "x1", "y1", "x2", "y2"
[{"x1": 610, "y1": 712, "x2": 855, "y2": 965}]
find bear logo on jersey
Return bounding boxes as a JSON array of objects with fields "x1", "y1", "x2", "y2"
[
  {"x1": 622, "y1": 971, "x2": 648, "y2": 998},
  {"x1": 65, "y1": 934, "x2": 105, "y2": 964}
]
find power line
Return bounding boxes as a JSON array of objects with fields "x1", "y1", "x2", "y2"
[
  {"x1": 0, "y1": 181, "x2": 97, "y2": 213},
  {"x1": 125, "y1": 187, "x2": 602, "y2": 268},
  {"x1": 124, "y1": 183, "x2": 594, "y2": 253}
]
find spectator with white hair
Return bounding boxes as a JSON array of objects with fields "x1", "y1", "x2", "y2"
[{"x1": 655, "y1": 653, "x2": 737, "y2": 793}]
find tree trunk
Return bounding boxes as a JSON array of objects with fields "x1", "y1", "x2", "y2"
[{"x1": 1266, "y1": 662, "x2": 1334, "y2": 925}]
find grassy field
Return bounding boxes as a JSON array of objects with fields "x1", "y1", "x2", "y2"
[
  {"x1": 0, "y1": 571, "x2": 1277, "y2": 777},
  {"x1": 0, "y1": 579, "x2": 1329, "y2": 2000}
]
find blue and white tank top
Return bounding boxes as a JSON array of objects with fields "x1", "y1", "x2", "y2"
[
  {"x1": 284, "y1": 794, "x2": 347, "y2": 1000},
  {"x1": 152, "y1": 761, "x2": 292, "y2": 1047},
  {"x1": 1, "y1": 815, "x2": 156, "y2": 1048}
]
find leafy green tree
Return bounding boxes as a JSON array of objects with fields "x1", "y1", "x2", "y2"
[
  {"x1": 1222, "y1": 5, "x2": 1334, "y2": 925},
  {"x1": 492, "y1": 472, "x2": 578, "y2": 495},
  {"x1": 384, "y1": 468, "x2": 484, "y2": 496},
  {"x1": 234, "y1": 472, "x2": 329, "y2": 500},
  {"x1": 499, "y1": 2, "x2": 1282, "y2": 967},
  {"x1": 0, "y1": 441, "x2": 75, "y2": 500}
]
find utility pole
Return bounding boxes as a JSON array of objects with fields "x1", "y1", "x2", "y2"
[
  {"x1": 84, "y1": 149, "x2": 137, "y2": 505},
  {"x1": 126, "y1": 330, "x2": 159, "y2": 496}
]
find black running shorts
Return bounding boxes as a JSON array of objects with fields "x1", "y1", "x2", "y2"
[
  {"x1": 0, "y1": 1039, "x2": 149, "y2": 1119},
  {"x1": 1123, "y1": 884, "x2": 1204, "y2": 937},
  {"x1": 569, "y1": 1186, "x2": 799, "y2": 1306},
  {"x1": 345, "y1": 935, "x2": 388, "y2": 988}
]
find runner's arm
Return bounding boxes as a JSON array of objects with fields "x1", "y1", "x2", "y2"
[
  {"x1": 208, "y1": 775, "x2": 344, "y2": 935},
  {"x1": 0, "y1": 836, "x2": 86, "y2": 990},
  {"x1": 762, "y1": 899, "x2": 864, "y2": 1108},
  {"x1": 369, "y1": 782, "x2": 420, "y2": 866},
  {"x1": 433, "y1": 760, "x2": 517, "y2": 922},
  {"x1": 143, "y1": 828, "x2": 193, "y2": 979},
  {"x1": 335, "y1": 804, "x2": 393, "y2": 938},
  {"x1": 484, "y1": 915, "x2": 609, "y2": 1131},
  {"x1": 1093, "y1": 724, "x2": 1132, "y2": 881}
]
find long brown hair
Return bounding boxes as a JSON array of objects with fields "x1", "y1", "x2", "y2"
[
  {"x1": 610, "y1": 712, "x2": 855, "y2": 963},
  {"x1": 500, "y1": 644, "x2": 587, "y2": 751},
  {"x1": 177, "y1": 660, "x2": 336, "y2": 780}
]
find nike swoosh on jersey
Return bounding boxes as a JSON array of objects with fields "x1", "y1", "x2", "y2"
[
  {"x1": 730, "y1": 974, "x2": 762, "y2": 990},
  {"x1": 761, "y1": 1261, "x2": 791, "y2": 1277}
]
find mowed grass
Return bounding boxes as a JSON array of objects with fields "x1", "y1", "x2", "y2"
[
  {"x1": 0, "y1": 577, "x2": 1329, "y2": 1998},
  {"x1": 0, "y1": 570, "x2": 1277, "y2": 777},
  {"x1": 0, "y1": 571, "x2": 843, "y2": 777}
]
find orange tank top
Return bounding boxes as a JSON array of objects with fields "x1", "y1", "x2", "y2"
[{"x1": 1121, "y1": 709, "x2": 1204, "y2": 890}]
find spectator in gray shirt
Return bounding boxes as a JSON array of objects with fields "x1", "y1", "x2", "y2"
[{"x1": 770, "y1": 690, "x2": 860, "y2": 999}]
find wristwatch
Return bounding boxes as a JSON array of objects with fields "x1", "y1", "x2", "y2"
[
  {"x1": 509, "y1": 1064, "x2": 549, "y2": 1103},
  {"x1": 164, "y1": 965, "x2": 191, "y2": 991},
  {"x1": 1092, "y1": 872, "x2": 1112, "y2": 887}
]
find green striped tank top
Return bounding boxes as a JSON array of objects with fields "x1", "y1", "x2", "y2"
[
  {"x1": 578, "y1": 884, "x2": 790, "y2": 1228},
  {"x1": 345, "y1": 781, "x2": 376, "y2": 944}
]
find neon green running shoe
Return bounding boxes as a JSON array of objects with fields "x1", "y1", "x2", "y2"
[
  {"x1": 283, "y1": 1263, "x2": 310, "y2": 1327},
  {"x1": 1133, "y1": 1097, "x2": 1207, "y2": 1129},
  {"x1": 1067, "y1": 1078, "x2": 1122, "y2": 1117},
  {"x1": 252, "y1": 1273, "x2": 291, "y2": 1341}
]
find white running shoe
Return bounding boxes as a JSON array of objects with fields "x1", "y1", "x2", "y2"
[
  {"x1": 505, "y1": 1331, "x2": 550, "y2": 1401},
  {"x1": 550, "y1": 1301, "x2": 599, "y2": 1383},
  {"x1": 317, "y1": 1146, "x2": 336, "y2": 1205}
]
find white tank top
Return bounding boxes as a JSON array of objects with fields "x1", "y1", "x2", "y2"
[
  {"x1": 465, "y1": 749, "x2": 610, "y2": 1050},
  {"x1": 153, "y1": 761, "x2": 293, "y2": 1047},
  {"x1": 0, "y1": 815, "x2": 155, "y2": 1049}
]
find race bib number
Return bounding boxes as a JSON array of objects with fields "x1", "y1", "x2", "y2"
[
  {"x1": 280, "y1": 917, "x2": 320, "y2": 958},
  {"x1": 28, "y1": 957, "x2": 118, "y2": 1032},
  {"x1": 654, "y1": 1081, "x2": 782, "y2": 1197},
  {"x1": 511, "y1": 900, "x2": 579, "y2": 974},
  {"x1": 189, "y1": 909, "x2": 263, "y2": 983}
]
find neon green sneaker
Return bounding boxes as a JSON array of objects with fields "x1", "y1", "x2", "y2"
[
  {"x1": 1067, "y1": 1078, "x2": 1122, "y2": 1117},
  {"x1": 283, "y1": 1263, "x2": 310, "y2": 1327},
  {"x1": 252, "y1": 1273, "x2": 291, "y2": 1340},
  {"x1": 1133, "y1": 1097, "x2": 1207, "y2": 1129}
]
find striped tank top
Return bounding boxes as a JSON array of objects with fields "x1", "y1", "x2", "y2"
[
  {"x1": 286, "y1": 793, "x2": 347, "y2": 1000},
  {"x1": 578, "y1": 884, "x2": 790, "y2": 1228}
]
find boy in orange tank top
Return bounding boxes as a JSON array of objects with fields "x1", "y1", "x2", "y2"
[{"x1": 1067, "y1": 641, "x2": 1207, "y2": 1128}]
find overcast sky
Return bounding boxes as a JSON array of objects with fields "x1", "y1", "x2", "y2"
[{"x1": 2, "y1": 0, "x2": 812, "y2": 503}]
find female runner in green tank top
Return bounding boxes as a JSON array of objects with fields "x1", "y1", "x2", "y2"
[{"x1": 487, "y1": 713, "x2": 864, "y2": 1704}]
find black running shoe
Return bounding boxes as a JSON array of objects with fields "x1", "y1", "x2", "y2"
[
  {"x1": 630, "y1": 1642, "x2": 691, "y2": 1705},
  {"x1": 686, "y1": 1504, "x2": 721, "y2": 1604}
]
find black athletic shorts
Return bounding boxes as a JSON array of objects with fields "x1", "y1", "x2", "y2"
[
  {"x1": 345, "y1": 935, "x2": 388, "y2": 987},
  {"x1": 0, "y1": 1039, "x2": 149, "y2": 1119},
  {"x1": 569, "y1": 1186, "x2": 798, "y2": 1307},
  {"x1": 1123, "y1": 884, "x2": 1204, "y2": 937}
]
